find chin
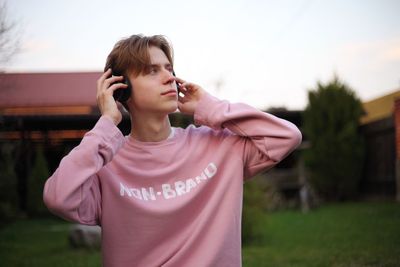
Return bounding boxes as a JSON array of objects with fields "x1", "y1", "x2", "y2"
[
  {"x1": 166, "y1": 105, "x2": 179, "y2": 114},
  {"x1": 158, "y1": 102, "x2": 178, "y2": 115}
]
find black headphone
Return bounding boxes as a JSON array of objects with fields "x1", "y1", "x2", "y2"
[
  {"x1": 111, "y1": 69, "x2": 132, "y2": 102},
  {"x1": 107, "y1": 67, "x2": 179, "y2": 103}
]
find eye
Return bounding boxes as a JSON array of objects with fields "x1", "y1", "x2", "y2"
[{"x1": 150, "y1": 67, "x2": 158, "y2": 74}]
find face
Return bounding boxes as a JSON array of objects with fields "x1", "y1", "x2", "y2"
[{"x1": 126, "y1": 46, "x2": 178, "y2": 115}]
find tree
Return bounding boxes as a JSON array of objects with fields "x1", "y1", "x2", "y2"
[
  {"x1": 303, "y1": 76, "x2": 365, "y2": 200},
  {"x1": 0, "y1": 1, "x2": 20, "y2": 66},
  {"x1": 242, "y1": 176, "x2": 267, "y2": 245},
  {"x1": 0, "y1": 143, "x2": 18, "y2": 220},
  {"x1": 27, "y1": 145, "x2": 50, "y2": 216}
]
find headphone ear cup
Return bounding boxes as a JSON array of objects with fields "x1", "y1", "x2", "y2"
[
  {"x1": 112, "y1": 76, "x2": 132, "y2": 102},
  {"x1": 121, "y1": 78, "x2": 132, "y2": 102}
]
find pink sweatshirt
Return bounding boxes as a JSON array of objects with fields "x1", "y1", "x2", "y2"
[{"x1": 43, "y1": 94, "x2": 302, "y2": 267}]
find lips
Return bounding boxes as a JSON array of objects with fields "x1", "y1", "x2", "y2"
[{"x1": 161, "y1": 89, "x2": 177, "y2": 96}]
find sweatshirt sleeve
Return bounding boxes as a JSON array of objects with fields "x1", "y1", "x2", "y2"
[
  {"x1": 194, "y1": 93, "x2": 302, "y2": 179},
  {"x1": 43, "y1": 116, "x2": 126, "y2": 225}
]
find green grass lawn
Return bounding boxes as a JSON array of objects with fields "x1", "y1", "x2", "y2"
[
  {"x1": 0, "y1": 218, "x2": 101, "y2": 267},
  {"x1": 243, "y1": 201, "x2": 400, "y2": 267},
  {"x1": 0, "y1": 201, "x2": 399, "y2": 267}
]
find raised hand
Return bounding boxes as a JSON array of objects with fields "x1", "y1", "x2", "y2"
[
  {"x1": 175, "y1": 77, "x2": 205, "y2": 115},
  {"x1": 96, "y1": 69, "x2": 128, "y2": 125}
]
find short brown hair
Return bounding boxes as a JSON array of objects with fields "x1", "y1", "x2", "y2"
[{"x1": 104, "y1": 34, "x2": 174, "y2": 77}]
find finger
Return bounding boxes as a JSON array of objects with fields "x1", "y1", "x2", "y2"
[
  {"x1": 177, "y1": 100, "x2": 186, "y2": 112},
  {"x1": 178, "y1": 84, "x2": 187, "y2": 93},
  {"x1": 179, "y1": 82, "x2": 195, "y2": 92},
  {"x1": 99, "y1": 69, "x2": 112, "y2": 84},
  {"x1": 178, "y1": 95, "x2": 186, "y2": 103},
  {"x1": 115, "y1": 101, "x2": 127, "y2": 111},
  {"x1": 97, "y1": 69, "x2": 124, "y2": 94},
  {"x1": 107, "y1": 83, "x2": 128, "y2": 93},
  {"x1": 181, "y1": 82, "x2": 196, "y2": 90},
  {"x1": 180, "y1": 84, "x2": 197, "y2": 96},
  {"x1": 174, "y1": 76, "x2": 186, "y2": 84},
  {"x1": 103, "y1": 68, "x2": 112, "y2": 78},
  {"x1": 175, "y1": 77, "x2": 184, "y2": 91},
  {"x1": 97, "y1": 69, "x2": 112, "y2": 94},
  {"x1": 104, "y1": 75, "x2": 125, "y2": 87}
]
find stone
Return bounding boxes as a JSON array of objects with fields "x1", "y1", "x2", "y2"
[{"x1": 68, "y1": 224, "x2": 101, "y2": 250}]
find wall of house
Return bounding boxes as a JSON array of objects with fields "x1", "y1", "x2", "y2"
[{"x1": 360, "y1": 116, "x2": 396, "y2": 196}]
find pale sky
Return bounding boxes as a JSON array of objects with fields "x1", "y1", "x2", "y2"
[{"x1": 3, "y1": 0, "x2": 400, "y2": 110}]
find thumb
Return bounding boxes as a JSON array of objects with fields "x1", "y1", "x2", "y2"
[{"x1": 177, "y1": 101, "x2": 184, "y2": 112}]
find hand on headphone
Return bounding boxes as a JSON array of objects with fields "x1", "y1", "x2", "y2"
[
  {"x1": 97, "y1": 69, "x2": 128, "y2": 125},
  {"x1": 175, "y1": 77, "x2": 206, "y2": 115}
]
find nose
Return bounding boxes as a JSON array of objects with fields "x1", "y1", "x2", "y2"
[{"x1": 162, "y1": 69, "x2": 175, "y2": 84}]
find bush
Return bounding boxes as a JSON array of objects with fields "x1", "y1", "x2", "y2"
[
  {"x1": 242, "y1": 176, "x2": 267, "y2": 245},
  {"x1": 0, "y1": 143, "x2": 18, "y2": 220},
  {"x1": 27, "y1": 145, "x2": 50, "y2": 216},
  {"x1": 303, "y1": 76, "x2": 365, "y2": 200}
]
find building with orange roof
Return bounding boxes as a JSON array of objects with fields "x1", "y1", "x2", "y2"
[
  {"x1": 361, "y1": 90, "x2": 400, "y2": 125},
  {"x1": 359, "y1": 89, "x2": 399, "y2": 200},
  {"x1": 0, "y1": 72, "x2": 129, "y2": 213}
]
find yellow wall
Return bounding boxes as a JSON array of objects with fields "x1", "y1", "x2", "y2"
[{"x1": 361, "y1": 89, "x2": 400, "y2": 124}]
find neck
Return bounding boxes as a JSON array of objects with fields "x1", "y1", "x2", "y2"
[{"x1": 129, "y1": 112, "x2": 172, "y2": 142}]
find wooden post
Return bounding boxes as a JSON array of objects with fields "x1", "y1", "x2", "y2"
[{"x1": 298, "y1": 141, "x2": 311, "y2": 212}]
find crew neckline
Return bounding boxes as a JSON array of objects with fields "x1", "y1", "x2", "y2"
[{"x1": 126, "y1": 127, "x2": 178, "y2": 147}]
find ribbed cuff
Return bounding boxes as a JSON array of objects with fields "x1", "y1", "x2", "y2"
[{"x1": 90, "y1": 116, "x2": 126, "y2": 160}]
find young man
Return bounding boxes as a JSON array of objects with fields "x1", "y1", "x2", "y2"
[{"x1": 43, "y1": 34, "x2": 302, "y2": 267}]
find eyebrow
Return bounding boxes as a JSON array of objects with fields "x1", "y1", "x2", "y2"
[{"x1": 149, "y1": 63, "x2": 173, "y2": 68}]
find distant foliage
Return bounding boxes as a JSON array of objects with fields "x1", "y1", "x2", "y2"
[
  {"x1": 0, "y1": 144, "x2": 18, "y2": 220},
  {"x1": 242, "y1": 176, "x2": 267, "y2": 245},
  {"x1": 169, "y1": 113, "x2": 194, "y2": 128},
  {"x1": 303, "y1": 76, "x2": 365, "y2": 200},
  {"x1": 27, "y1": 146, "x2": 50, "y2": 216}
]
